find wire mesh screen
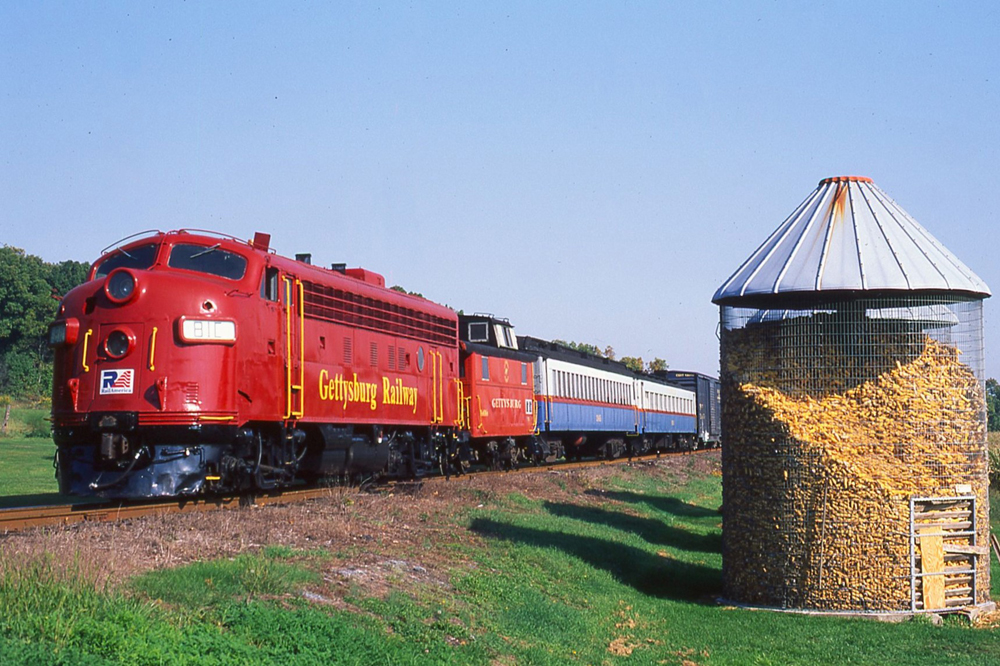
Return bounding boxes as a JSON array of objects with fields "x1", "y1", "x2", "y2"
[{"x1": 719, "y1": 295, "x2": 988, "y2": 611}]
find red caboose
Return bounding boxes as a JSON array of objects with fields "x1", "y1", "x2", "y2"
[
  {"x1": 50, "y1": 230, "x2": 460, "y2": 497},
  {"x1": 457, "y1": 314, "x2": 549, "y2": 469}
]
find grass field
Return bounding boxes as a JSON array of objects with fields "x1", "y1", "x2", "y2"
[
  {"x1": 0, "y1": 437, "x2": 60, "y2": 507},
  {"x1": 2, "y1": 444, "x2": 1000, "y2": 663},
  {"x1": 0, "y1": 402, "x2": 61, "y2": 507}
]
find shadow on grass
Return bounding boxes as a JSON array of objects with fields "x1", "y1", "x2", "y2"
[
  {"x1": 470, "y1": 517, "x2": 720, "y2": 602},
  {"x1": 543, "y1": 501, "x2": 721, "y2": 553},
  {"x1": 584, "y1": 489, "x2": 719, "y2": 519}
]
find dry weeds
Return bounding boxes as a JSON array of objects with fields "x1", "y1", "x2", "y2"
[{"x1": 0, "y1": 453, "x2": 720, "y2": 605}]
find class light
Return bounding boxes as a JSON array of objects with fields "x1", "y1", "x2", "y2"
[
  {"x1": 105, "y1": 269, "x2": 138, "y2": 304},
  {"x1": 48, "y1": 319, "x2": 80, "y2": 346},
  {"x1": 179, "y1": 318, "x2": 237, "y2": 344}
]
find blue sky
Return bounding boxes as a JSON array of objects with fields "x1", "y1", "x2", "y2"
[{"x1": 2, "y1": 2, "x2": 998, "y2": 377}]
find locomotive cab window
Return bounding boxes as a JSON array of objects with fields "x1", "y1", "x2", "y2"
[
  {"x1": 168, "y1": 243, "x2": 247, "y2": 281},
  {"x1": 260, "y1": 267, "x2": 280, "y2": 301},
  {"x1": 94, "y1": 243, "x2": 159, "y2": 279}
]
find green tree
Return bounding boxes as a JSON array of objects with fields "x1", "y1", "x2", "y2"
[
  {"x1": 48, "y1": 260, "x2": 90, "y2": 297},
  {"x1": 620, "y1": 356, "x2": 644, "y2": 373},
  {"x1": 552, "y1": 340, "x2": 605, "y2": 357},
  {"x1": 987, "y1": 378, "x2": 1000, "y2": 432},
  {"x1": 390, "y1": 285, "x2": 424, "y2": 298},
  {"x1": 0, "y1": 247, "x2": 89, "y2": 398},
  {"x1": 647, "y1": 358, "x2": 668, "y2": 373}
]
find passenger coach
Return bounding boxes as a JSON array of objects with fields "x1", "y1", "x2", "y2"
[{"x1": 519, "y1": 337, "x2": 699, "y2": 459}]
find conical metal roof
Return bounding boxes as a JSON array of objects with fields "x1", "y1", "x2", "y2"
[{"x1": 713, "y1": 176, "x2": 991, "y2": 307}]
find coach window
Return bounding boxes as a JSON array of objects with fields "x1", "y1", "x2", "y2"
[
  {"x1": 521, "y1": 363, "x2": 528, "y2": 385},
  {"x1": 481, "y1": 357, "x2": 490, "y2": 381}
]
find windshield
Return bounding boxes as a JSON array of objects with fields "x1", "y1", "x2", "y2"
[
  {"x1": 168, "y1": 243, "x2": 247, "y2": 281},
  {"x1": 94, "y1": 243, "x2": 159, "y2": 279}
]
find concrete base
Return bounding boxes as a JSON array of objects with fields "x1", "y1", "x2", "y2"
[{"x1": 717, "y1": 598, "x2": 997, "y2": 623}]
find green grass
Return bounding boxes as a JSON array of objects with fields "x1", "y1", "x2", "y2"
[
  {"x1": 2, "y1": 454, "x2": 1000, "y2": 663},
  {"x1": 0, "y1": 436, "x2": 61, "y2": 507},
  {"x1": 1, "y1": 405, "x2": 52, "y2": 439},
  {"x1": 460, "y1": 478, "x2": 1000, "y2": 665},
  {"x1": 0, "y1": 403, "x2": 61, "y2": 506}
]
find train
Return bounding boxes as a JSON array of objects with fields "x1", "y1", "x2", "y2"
[{"x1": 48, "y1": 230, "x2": 720, "y2": 498}]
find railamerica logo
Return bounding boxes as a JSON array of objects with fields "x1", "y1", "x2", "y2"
[{"x1": 100, "y1": 369, "x2": 134, "y2": 395}]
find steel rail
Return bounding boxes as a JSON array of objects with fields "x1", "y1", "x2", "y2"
[{"x1": 0, "y1": 449, "x2": 711, "y2": 534}]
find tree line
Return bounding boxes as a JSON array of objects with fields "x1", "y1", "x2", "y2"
[
  {"x1": 1, "y1": 244, "x2": 1000, "y2": 433},
  {"x1": 550, "y1": 339, "x2": 668, "y2": 375},
  {"x1": 0, "y1": 246, "x2": 89, "y2": 400}
]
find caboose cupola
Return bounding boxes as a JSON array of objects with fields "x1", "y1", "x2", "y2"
[{"x1": 459, "y1": 313, "x2": 519, "y2": 350}]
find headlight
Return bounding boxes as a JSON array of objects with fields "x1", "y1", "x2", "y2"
[
  {"x1": 105, "y1": 269, "x2": 138, "y2": 304},
  {"x1": 179, "y1": 318, "x2": 237, "y2": 344},
  {"x1": 104, "y1": 329, "x2": 134, "y2": 359}
]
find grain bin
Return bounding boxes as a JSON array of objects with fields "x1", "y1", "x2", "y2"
[{"x1": 713, "y1": 176, "x2": 992, "y2": 614}]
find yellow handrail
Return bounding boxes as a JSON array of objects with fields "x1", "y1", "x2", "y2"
[
  {"x1": 284, "y1": 277, "x2": 292, "y2": 420},
  {"x1": 283, "y1": 277, "x2": 306, "y2": 419},
  {"x1": 436, "y1": 351, "x2": 444, "y2": 423},
  {"x1": 81, "y1": 329, "x2": 92, "y2": 373},
  {"x1": 148, "y1": 327, "x2": 158, "y2": 371},
  {"x1": 454, "y1": 379, "x2": 465, "y2": 427},
  {"x1": 294, "y1": 279, "x2": 304, "y2": 418},
  {"x1": 431, "y1": 348, "x2": 438, "y2": 423}
]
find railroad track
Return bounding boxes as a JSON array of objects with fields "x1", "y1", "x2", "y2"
[{"x1": 0, "y1": 449, "x2": 710, "y2": 534}]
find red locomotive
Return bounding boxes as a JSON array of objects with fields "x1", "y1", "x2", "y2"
[{"x1": 49, "y1": 230, "x2": 538, "y2": 497}]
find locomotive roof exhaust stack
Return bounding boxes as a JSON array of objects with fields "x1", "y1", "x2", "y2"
[{"x1": 295, "y1": 253, "x2": 312, "y2": 265}]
